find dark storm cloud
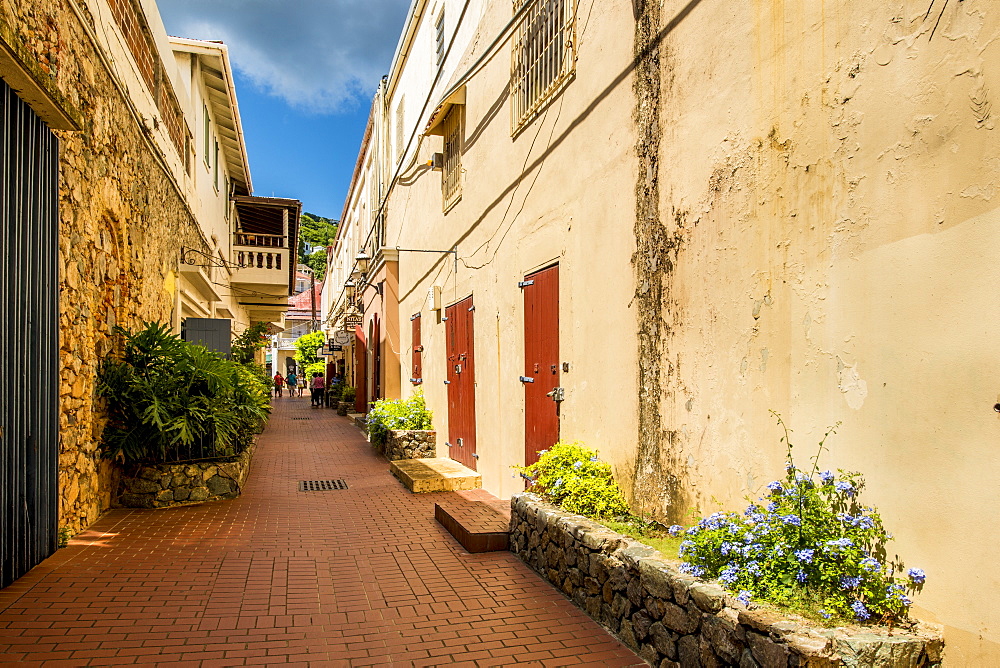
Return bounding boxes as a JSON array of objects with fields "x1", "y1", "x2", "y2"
[{"x1": 157, "y1": 0, "x2": 411, "y2": 112}]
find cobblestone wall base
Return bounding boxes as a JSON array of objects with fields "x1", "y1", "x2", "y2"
[
  {"x1": 509, "y1": 493, "x2": 944, "y2": 667},
  {"x1": 385, "y1": 430, "x2": 436, "y2": 461},
  {"x1": 118, "y1": 441, "x2": 255, "y2": 509}
]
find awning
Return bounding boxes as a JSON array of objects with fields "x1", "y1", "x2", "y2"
[{"x1": 424, "y1": 86, "x2": 466, "y2": 136}]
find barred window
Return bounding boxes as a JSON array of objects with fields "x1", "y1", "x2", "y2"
[
  {"x1": 435, "y1": 9, "x2": 446, "y2": 67},
  {"x1": 510, "y1": 0, "x2": 575, "y2": 134},
  {"x1": 442, "y1": 105, "x2": 463, "y2": 210}
]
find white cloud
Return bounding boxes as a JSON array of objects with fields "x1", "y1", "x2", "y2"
[{"x1": 157, "y1": 0, "x2": 411, "y2": 113}]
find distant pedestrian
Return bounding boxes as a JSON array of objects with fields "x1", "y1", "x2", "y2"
[
  {"x1": 310, "y1": 373, "x2": 325, "y2": 407},
  {"x1": 286, "y1": 371, "x2": 298, "y2": 397},
  {"x1": 273, "y1": 372, "x2": 285, "y2": 397}
]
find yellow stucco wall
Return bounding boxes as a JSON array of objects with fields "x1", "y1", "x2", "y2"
[{"x1": 645, "y1": 0, "x2": 999, "y2": 661}]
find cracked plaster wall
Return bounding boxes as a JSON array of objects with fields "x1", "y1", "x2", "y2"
[
  {"x1": 636, "y1": 0, "x2": 1000, "y2": 661},
  {"x1": 2, "y1": 0, "x2": 208, "y2": 534}
]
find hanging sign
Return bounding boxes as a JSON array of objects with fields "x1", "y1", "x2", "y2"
[{"x1": 344, "y1": 314, "x2": 363, "y2": 327}]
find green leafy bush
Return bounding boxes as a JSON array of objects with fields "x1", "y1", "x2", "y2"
[
  {"x1": 231, "y1": 322, "x2": 270, "y2": 365},
  {"x1": 97, "y1": 322, "x2": 271, "y2": 463},
  {"x1": 304, "y1": 361, "x2": 326, "y2": 379},
  {"x1": 366, "y1": 391, "x2": 433, "y2": 449},
  {"x1": 294, "y1": 331, "x2": 325, "y2": 367},
  {"x1": 518, "y1": 442, "x2": 631, "y2": 519},
  {"x1": 341, "y1": 386, "x2": 356, "y2": 403},
  {"x1": 674, "y1": 415, "x2": 925, "y2": 624}
]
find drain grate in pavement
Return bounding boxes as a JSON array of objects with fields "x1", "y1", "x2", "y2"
[
  {"x1": 291, "y1": 417, "x2": 311, "y2": 420},
  {"x1": 299, "y1": 479, "x2": 348, "y2": 491}
]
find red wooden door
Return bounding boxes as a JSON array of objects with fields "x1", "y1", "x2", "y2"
[
  {"x1": 372, "y1": 315, "x2": 382, "y2": 402},
  {"x1": 523, "y1": 265, "x2": 560, "y2": 466},
  {"x1": 354, "y1": 324, "x2": 367, "y2": 413},
  {"x1": 411, "y1": 313, "x2": 423, "y2": 385},
  {"x1": 446, "y1": 296, "x2": 477, "y2": 469}
]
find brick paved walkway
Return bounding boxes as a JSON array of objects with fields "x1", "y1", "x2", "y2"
[{"x1": 0, "y1": 397, "x2": 641, "y2": 667}]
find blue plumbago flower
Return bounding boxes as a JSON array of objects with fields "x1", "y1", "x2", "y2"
[
  {"x1": 746, "y1": 562, "x2": 762, "y2": 577},
  {"x1": 907, "y1": 568, "x2": 926, "y2": 585},
  {"x1": 554, "y1": 477, "x2": 564, "y2": 487},
  {"x1": 825, "y1": 537, "x2": 854, "y2": 551},
  {"x1": 589, "y1": 455, "x2": 598, "y2": 462},
  {"x1": 851, "y1": 600, "x2": 871, "y2": 621},
  {"x1": 736, "y1": 590, "x2": 752, "y2": 606},
  {"x1": 744, "y1": 505, "x2": 756, "y2": 517},
  {"x1": 749, "y1": 513, "x2": 766, "y2": 524},
  {"x1": 720, "y1": 565, "x2": 740, "y2": 585},
  {"x1": 840, "y1": 576, "x2": 862, "y2": 590},
  {"x1": 572, "y1": 461, "x2": 583, "y2": 470},
  {"x1": 860, "y1": 557, "x2": 881, "y2": 573},
  {"x1": 899, "y1": 594, "x2": 913, "y2": 607},
  {"x1": 887, "y1": 583, "x2": 906, "y2": 596},
  {"x1": 794, "y1": 549, "x2": 815, "y2": 564},
  {"x1": 686, "y1": 526, "x2": 700, "y2": 536},
  {"x1": 766, "y1": 501, "x2": 779, "y2": 512},
  {"x1": 667, "y1": 525, "x2": 684, "y2": 536},
  {"x1": 767, "y1": 481, "x2": 784, "y2": 494},
  {"x1": 818, "y1": 609, "x2": 832, "y2": 619},
  {"x1": 784, "y1": 462, "x2": 795, "y2": 472},
  {"x1": 834, "y1": 481, "x2": 855, "y2": 497},
  {"x1": 780, "y1": 514, "x2": 802, "y2": 527},
  {"x1": 743, "y1": 532, "x2": 756, "y2": 544},
  {"x1": 795, "y1": 571, "x2": 807, "y2": 583},
  {"x1": 679, "y1": 563, "x2": 706, "y2": 577},
  {"x1": 679, "y1": 540, "x2": 695, "y2": 556},
  {"x1": 819, "y1": 470, "x2": 834, "y2": 485},
  {"x1": 795, "y1": 472, "x2": 813, "y2": 487},
  {"x1": 538, "y1": 450, "x2": 548, "y2": 456},
  {"x1": 720, "y1": 542, "x2": 733, "y2": 556}
]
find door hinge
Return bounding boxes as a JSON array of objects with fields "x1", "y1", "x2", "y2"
[
  {"x1": 519, "y1": 376, "x2": 534, "y2": 383},
  {"x1": 468, "y1": 305, "x2": 475, "y2": 311},
  {"x1": 446, "y1": 441, "x2": 453, "y2": 448},
  {"x1": 442, "y1": 316, "x2": 449, "y2": 321},
  {"x1": 472, "y1": 453, "x2": 480, "y2": 459},
  {"x1": 518, "y1": 280, "x2": 534, "y2": 288},
  {"x1": 546, "y1": 387, "x2": 566, "y2": 402},
  {"x1": 410, "y1": 313, "x2": 420, "y2": 320},
  {"x1": 444, "y1": 380, "x2": 451, "y2": 384},
  {"x1": 410, "y1": 378, "x2": 423, "y2": 384}
]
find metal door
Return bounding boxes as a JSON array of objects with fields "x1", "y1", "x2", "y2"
[
  {"x1": 446, "y1": 297, "x2": 477, "y2": 469},
  {"x1": 0, "y1": 79, "x2": 60, "y2": 589},
  {"x1": 522, "y1": 265, "x2": 559, "y2": 466}
]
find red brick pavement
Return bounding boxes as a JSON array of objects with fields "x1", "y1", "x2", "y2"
[{"x1": 0, "y1": 397, "x2": 642, "y2": 667}]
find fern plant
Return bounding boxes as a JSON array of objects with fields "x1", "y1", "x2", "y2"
[{"x1": 98, "y1": 322, "x2": 271, "y2": 463}]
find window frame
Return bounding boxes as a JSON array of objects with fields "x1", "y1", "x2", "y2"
[
  {"x1": 442, "y1": 104, "x2": 463, "y2": 211},
  {"x1": 510, "y1": 0, "x2": 576, "y2": 135}
]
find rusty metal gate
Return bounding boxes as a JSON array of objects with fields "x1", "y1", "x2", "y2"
[
  {"x1": 0, "y1": 79, "x2": 61, "y2": 589},
  {"x1": 446, "y1": 296, "x2": 477, "y2": 469}
]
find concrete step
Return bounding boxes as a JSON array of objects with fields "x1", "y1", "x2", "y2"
[
  {"x1": 389, "y1": 458, "x2": 482, "y2": 493},
  {"x1": 435, "y1": 500, "x2": 510, "y2": 553}
]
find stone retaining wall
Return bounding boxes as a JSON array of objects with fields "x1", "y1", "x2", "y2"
[
  {"x1": 384, "y1": 430, "x2": 436, "y2": 461},
  {"x1": 118, "y1": 441, "x2": 255, "y2": 509},
  {"x1": 509, "y1": 493, "x2": 943, "y2": 667}
]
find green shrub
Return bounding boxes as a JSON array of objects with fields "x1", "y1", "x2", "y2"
[
  {"x1": 304, "y1": 361, "x2": 326, "y2": 379},
  {"x1": 366, "y1": 391, "x2": 433, "y2": 449},
  {"x1": 231, "y1": 322, "x2": 270, "y2": 365},
  {"x1": 674, "y1": 414, "x2": 925, "y2": 624},
  {"x1": 97, "y1": 322, "x2": 271, "y2": 463},
  {"x1": 294, "y1": 331, "x2": 325, "y2": 367},
  {"x1": 518, "y1": 442, "x2": 631, "y2": 519},
  {"x1": 341, "y1": 386, "x2": 356, "y2": 403}
]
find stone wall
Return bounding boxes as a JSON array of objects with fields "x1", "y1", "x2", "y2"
[
  {"x1": 384, "y1": 430, "x2": 435, "y2": 461},
  {"x1": 1, "y1": 1, "x2": 211, "y2": 532},
  {"x1": 118, "y1": 442, "x2": 255, "y2": 509},
  {"x1": 510, "y1": 493, "x2": 944, "y2": 667}
]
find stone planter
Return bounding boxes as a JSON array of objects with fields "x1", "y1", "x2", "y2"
[
  {"x1": 384, "y1": 429, "x2": 436, "y2": 460},
  {"x1": 117, "y1": 441, "x2": 255, "y2": 509},
  {"x1": 337, "y1": 401, "x2": 351, "y2": 416},
  {"x1": 509, "y1": 493, "x2": 944, "y2": 667}
]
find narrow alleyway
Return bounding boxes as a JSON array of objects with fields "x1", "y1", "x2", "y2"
[{"x1": 0, "y1": 399, "x2": 641, "y2": 667}]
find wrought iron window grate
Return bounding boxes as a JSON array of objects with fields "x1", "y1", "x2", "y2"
[
  {"x1": 299, "y1": 480, "x2": 349, "y2": 491},
  {"x1": 511, "y1": 0, "x2": 576, "y2": 133}
]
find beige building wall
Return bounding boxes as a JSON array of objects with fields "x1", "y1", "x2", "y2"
[
  {"x1": 636, "y1": 0, "x2": 999, "y2": 661},
  {"x1": 385, "y1": 0, "x2": 639, "y2": 499}
]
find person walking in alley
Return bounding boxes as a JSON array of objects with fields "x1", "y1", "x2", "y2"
[
  {"x1": 286, "y1": 371, "x2": 298, "y2": 398},
  {"x1": 273, "y1": 372, "x2": 285, "y2": 398},
  {"x1": 310, "y1": 372, "x2": 325, "y2": 407}
]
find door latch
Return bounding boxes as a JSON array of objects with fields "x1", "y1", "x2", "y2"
[
  {"x1": 454, "y1": 364, "x2": 462, "y2": 374},
  {"x1": 456, "y1": 438, "x2": 464, "y2": 447},
  {"x1": 546, "y1": 387, "x2": 565, "y2": 402}
]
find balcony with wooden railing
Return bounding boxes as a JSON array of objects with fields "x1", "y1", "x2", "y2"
[{"x1": 231, "y1": 232, "x2": 290, "y2": 293}]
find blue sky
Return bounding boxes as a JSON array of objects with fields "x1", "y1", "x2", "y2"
[{"x1": 158, "y1": 0, "x2": 411, "y2": 219}]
